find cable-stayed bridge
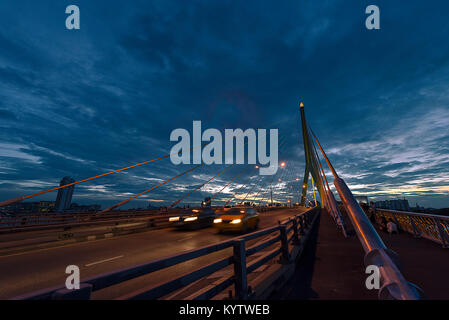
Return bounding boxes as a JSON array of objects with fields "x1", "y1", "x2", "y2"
[{"x1": 0, "y1": 103, "x2": 448, "y2": 300}]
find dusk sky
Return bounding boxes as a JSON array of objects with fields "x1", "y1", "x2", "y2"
[{"x1": 1, "y1": 1, "x2": 448, "y2": 209}]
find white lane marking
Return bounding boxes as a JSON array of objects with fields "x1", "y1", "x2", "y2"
[{"x1": 85, "y1": 255, "x2": 124, "y2": 267}]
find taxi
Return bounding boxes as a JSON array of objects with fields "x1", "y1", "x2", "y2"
[
  {"x1": 213, "y1": 207, "x2": 260, "y2": 233},
  {"x1": 168, "y1": 207, "x2": 216, "y2": 229}
]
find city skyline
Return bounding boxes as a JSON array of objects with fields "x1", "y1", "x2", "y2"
[{"x1": 1, "y1": 1, "x2": 449, "y2": 209}]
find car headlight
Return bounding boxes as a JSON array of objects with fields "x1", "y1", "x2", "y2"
[
  {"x1": 184, "y1": 216, "x2": 198, "y2": 222},
  {"x1": 169, "y1": 217, "x2": 180, "y2": 222},
  {"x1": 231, "y1": 219, "x2": 242, "y2": 224},
  {"x1": 214, "y1": 218, "x2": 222, "y2": 223}
]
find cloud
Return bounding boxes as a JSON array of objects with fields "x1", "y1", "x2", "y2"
[
  {"x1": 0, "y1": 1, "x2": 448, "y2": 209},
  {"x1": 0, "y1": 143, "x2": 42, "y2": 164}
]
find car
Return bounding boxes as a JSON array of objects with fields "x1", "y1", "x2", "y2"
[
  {"x1": 168, "y1": 207, "x2": 216, "y2": 229},
  {"x1": 213, "y1": 207, "x2": 260, "y2": 233}
]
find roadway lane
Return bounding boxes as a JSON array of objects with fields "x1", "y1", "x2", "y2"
[{"x1": 0, "y1": 208, "x2": 304, "y2": 299}]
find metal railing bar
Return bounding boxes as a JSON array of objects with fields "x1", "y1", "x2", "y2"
[
  {"x1": 246, "y1": 235, "x2": 281, "y2": 256},
  {"x1": 117, "y1": 256, "x2": 234, "y2": 300},
  {"x1": 239, "y1": 225, "x2": 280, "y2": 241},
  {"x1": 87, "y1": 241, "x2": 235, "y2": 292},
  {"x1": 246, "y1": 247, "x2": 282, "y2": 274},
  {"x1": 376, "y1": 209, "x2": 449, "y2": 221},
  {"x1": 193, "y1": 276, "x2": 234, "y2": 300}
]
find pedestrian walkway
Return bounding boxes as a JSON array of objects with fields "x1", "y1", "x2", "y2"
[{"x1": 271, "y1": 210, "x2": 449, "y2": 299}]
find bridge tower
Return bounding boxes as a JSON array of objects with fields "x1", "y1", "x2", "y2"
[{"x1": 299, "y1": 102, "x2": 326, "y2": 207}]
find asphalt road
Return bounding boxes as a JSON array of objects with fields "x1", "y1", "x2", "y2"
[{"x1": 0, "y1": 208, "x2": 304, "y2": 299}]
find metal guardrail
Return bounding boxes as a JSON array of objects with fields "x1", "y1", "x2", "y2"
[
  {"x1": 0, "y1": 206, "x2": 287, "y2": 234},
  {"x1": 12, "y1": 207, "x2": 320, "y2": 300},
  {"x1": 0, "y1": 212, "x2": 173, "y2": 234},
  {"x1": 0, "y1": 210, "x2": 168, "y2": 229},
  {"x1": 371, "y1": 208, "x2": 449, "y2": 248}
]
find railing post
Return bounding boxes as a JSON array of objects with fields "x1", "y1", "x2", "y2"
[
  {"x1": 233, "y1": 239, "x2": 247, "y2": 299},
  {"x1": 303, "y1": 214, "x2": 309, "y2": 228},
  {"x1": 279, "y1": 225, "x2": 291, "y2": 263},
  {"x1": 299, "y1": 215, "x2": 306, "y2": 235},
  {"x1": 292, "y1": 218, "x2": 300, "y2": 244},
  {"x1": 433, "y1": 218, "x2": 449, "y2": 248},
  {"x1": 391, "y1": 213, "x2": 400, "y2": 228},
  {"x1": 409, "y1": 216, "x2": 420, "y2": 238}
]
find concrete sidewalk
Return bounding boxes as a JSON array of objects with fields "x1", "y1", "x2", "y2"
[
  {"x1": 270, "y1": 211, "x2": 377, "y2": 299},
  {"x1": 271, "y1": 208, "x2": 449, "y2": 300},
  {"x1": 373, "y1": 222, "x2": 449, "y2": 299}
]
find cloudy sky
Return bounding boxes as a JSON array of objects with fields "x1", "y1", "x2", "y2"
[{"x1": 0, "y1": 0, "x2": 448, "y2": 209}]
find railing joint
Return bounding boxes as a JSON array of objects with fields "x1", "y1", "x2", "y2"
[{"x1": 233, "y1": 239, "x2": 248, "y2": 299}]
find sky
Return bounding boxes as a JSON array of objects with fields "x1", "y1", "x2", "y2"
[{"x1": 0, "y1": 0, "x2": 448, "y2": 209}]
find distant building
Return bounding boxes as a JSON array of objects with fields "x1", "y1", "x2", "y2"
[
  {"x1": 374, "y1": 199, "x2": 410, "y2": 211},
  {"x1": 147, "y1": 202, "x2": 159, "y2": 210},
  {"x1": 68, "y1": 203, "x2": 101, "y2": 213},
  {"x1": 55, "y1": 176, "x2": 75, "y2": 212},
  {"x1": 355, "y1": 196, "x2": 369, "y2": 205},
  {"x1": 38, "y1": 201, "x2": 55, "y2": 213},
  {"x1": 0, "y1": 201, "x2": 55, "y2": 214},
  {"x1": 0, "y1": 202, "x2": 39, "y2": 214}
]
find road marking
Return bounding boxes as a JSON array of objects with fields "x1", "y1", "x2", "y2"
[{"x1": 85, "y1": 255, "x2": 124, "y2": 267}]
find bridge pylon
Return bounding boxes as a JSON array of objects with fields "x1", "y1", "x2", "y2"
[{"x1": 299, "y1": 102, "x2": 326, "y2": 207}]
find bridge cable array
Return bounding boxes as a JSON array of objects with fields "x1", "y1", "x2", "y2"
[
  {"x1": 99, "y1": 164, "x2": 205, "y2": 214},
  {"x1": 168, "y1": 165, "x2": 235, "y2": 209},
  {"x1": 300, "y1": 103, "x2": 422, "y2": 300},
  {"x1": 0, "y1": 116, "x2": 291, "y2": 209}
]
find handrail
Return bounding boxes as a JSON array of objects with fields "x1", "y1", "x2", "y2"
[
  {"x1": 373, "y1": 208, "x2": 449, "y2": 221},
  {"x1": 312, "y1": 132, "x2": 422, "y2": 300},
  {"x1": 12, "y1": 207, "x2": 320, "y2": 300},
  {"x1": 371, "y1": 208, "x2": 449, "y2": 248}
]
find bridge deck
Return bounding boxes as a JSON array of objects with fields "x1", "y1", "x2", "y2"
[
  {"x1": 374, "y1": 220, "x2": 449, "y2": 299},
  {"x1": 271, "y1": 210, "x2": 449, "y2": 300}
]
